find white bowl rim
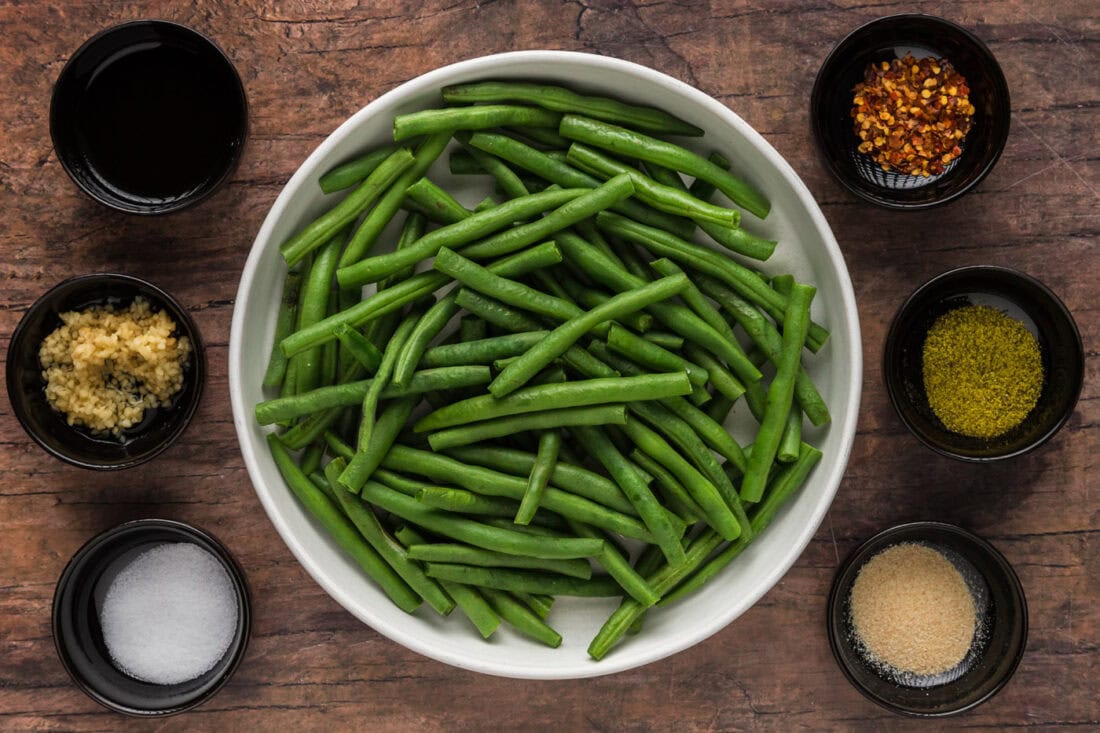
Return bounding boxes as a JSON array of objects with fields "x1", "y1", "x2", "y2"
[{"x1": 229, "y1": 49, "x2": 862, "y2": 679}]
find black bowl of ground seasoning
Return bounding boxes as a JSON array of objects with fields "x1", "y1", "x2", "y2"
[
  {"x1": 883, "y1": 266, "x2": 1083, "y2": 461},
  {"x1": 827, "y1": 522, "x2": 1027, "y2": 717},
  {"x1": 6, "y1": 274, "x2": 206, "y2": 469},
  {"x1": 811, "y1": 14, "x2": 1010, "y2": 209}
]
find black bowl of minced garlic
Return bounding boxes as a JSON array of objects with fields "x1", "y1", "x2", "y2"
[
  {"x1": 883, "y1": 266, "x2": 1083, "y2": 462},
  {"x1": 827, "y1": 522, "x2": 1027, "y2": 717},
  {"x1": 6, "y1": 273, "x2": 205, "y2": 470}
]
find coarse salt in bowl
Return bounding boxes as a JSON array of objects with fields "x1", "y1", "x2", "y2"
[{"x1": 229, "y1": 51, "x2": 862, "y2": 679}]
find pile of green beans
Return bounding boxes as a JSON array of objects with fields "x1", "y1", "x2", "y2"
[{"x1": 258, "y1": 79, "x2": 831, "y2": 659}]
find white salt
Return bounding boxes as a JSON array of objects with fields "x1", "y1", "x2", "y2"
[{"x1": 99, "y1": 542, "x2": 238, "y2": 685}]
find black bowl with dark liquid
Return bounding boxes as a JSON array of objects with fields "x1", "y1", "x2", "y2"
[
  {"x1": 883, "y1": 266, "x2": 1083, "y2": 461},
  {"x1": 827, "y1": 522, "x2": 1027, "y2": 717},
  {"x1": 53, "y1": 519, "x2": 251, "y2": 716},
  {"x1": 811, "y1": 14, "x2": 1010, "y2": 209},
  {"x1": 50, "y1": 21, "x2": 247, "y2": 214},
  {"x1": 6, "y1": 274, "x2": 205, "y2": 469}
]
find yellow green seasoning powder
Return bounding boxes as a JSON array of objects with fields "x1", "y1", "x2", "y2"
[{"x1": 921, "y1": 304, "x2": 1043, "y2": 438}]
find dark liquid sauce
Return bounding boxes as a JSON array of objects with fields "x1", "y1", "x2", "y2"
[{"x1": 76, "y1": 42, "x2": 241, "y2": 203}]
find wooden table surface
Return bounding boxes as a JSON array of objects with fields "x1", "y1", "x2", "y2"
[{"x1": 1, "y1": 1, "x2": 1096, "y2": 730}]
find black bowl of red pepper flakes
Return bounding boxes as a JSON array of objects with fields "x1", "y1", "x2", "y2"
[{"x1": 811, "y1": 14, "x2": 1010, "y2": 209}]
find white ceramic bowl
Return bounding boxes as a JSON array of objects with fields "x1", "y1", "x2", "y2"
[{"x1": 230, "y1": 51, "x2": 862, "y2": 679}]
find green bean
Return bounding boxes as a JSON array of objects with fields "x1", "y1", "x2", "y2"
[
  {"x1": 641, "y1": 331, "x2": 683, "y2": 350},
  {"x1": 629, "y1": 449, "x2": 704, "y2": 523},
  {"x1": 282, "y1": 148, "x2": 415, "y2": 266},
  {"x1": 682, "y1": 344, "x2": 745, "y2": 402},
  {"x1": 381, "y1": 211, "x2": 429, "y2": 290},
  {"x1": 255, "y1": 366, "x2": 489, "y2": 425},
  {"x1": 559, "y1": 115, "x2": 770, "y2": 219},
  {"x1": 425, "y1": 563, "x2": 622, "y2": 597},
  {"x1": 453, "y1": 288, "x2": 543, "y2": 332},
  {"x1": 339, "y1": 188, "x2": 585, "y2": 288},
  {"x1": 648, "y1": 259, "x2": 736, "y2": 343},
  {"x1": 690, "y1": 152, "x2": 729, "y2": 199},
  {"x1": 455, "y1": 133, "x2": 530, "y2": 199},
  {"x1": 338, "y1": 395, "x2": 418, "y2": 493},
  {"x1": 513, "y1": 591, "x2": 555, "y2": 620},
  {"x1": 263, "y1": 271, "x2": 303, "y2": 391},
  {"x1": 319, "y1": 145, "x2": 400, "y2": 194},
  {"x1": 415, "y1": 486, "x2": 523, "y2": 517},
  {"x1": 420, "y1": 331, "x2": 548, "y2": 367},
  {"x1": 448, "y1": 148, "x2": 486, "y2": 175},
  {"x1": 621, "y1": 417, "x2": 740, "y2": 541},
  {"x1": 323, "y1": 430, "x2": 355, "y2": 461},
  {"x1": 778, "y1": 407, "x2": 803, "y2": 464},
  {"x1": 340, "y1": 133, "x2": 452, "y2": 268},
  {"x1": 490, "y1": 274, "x2": 689, "y2": 398},
  {"x1": 267, "y1": 435, "x2": 420, "y2": 612},
  {"x1": 466, "y1": 132, "x2": 695, "y2": 239},
  {"x1": 515, "y1": 430, "x2": 561, "y2": 525},
  {"x1": 605, "y1": 324, "x2": 708, "y2": 387},
  {"x1": 555, "y1": 231, "x2": 761, "y2": 385},
  {"x1": 334, "y1": 324, "x2": 383, "y2": 372},
  {"x1": 741, "y1": 283, "x2": 815, "y2": 502},
  {"x1": 481, "y1": 588, "x2": 562, "y2": 647},
  {"x1": 393, "y1": 105, "x2": 562, "y2": 141},
  {"x1": 427, "y1": 404, "x2": 628, "y2": 452},
  {"x1": 557, "y1": 274, "x2": 653, "y2": 333},
  {"x1": 459, "y1": 314, "x2": 487, "y2": 343},
  {"x1": 445, "y1": 445, "x2": 635, "y2": 517},
  {"x1": 434, "y1": 247, "x2": 590, "y2": 328},
  {"x1": 407, "y1": 543, "x2": 591, "y2": 580},
  {"x1": 324, "y1": 458, "x2": 455, "y2": 615},
  {"x1": 356, "y1": 311, "x2": 419, "y2": 449},
  {"x1": 284, "y1": 241, "x2": 563, "y2": 357},
  {"x1": 566, "y1": 143, "x2": 738, "y2": 227},
  {"x1": 568, "y1": 519, "x2": 659, "y2": 606},
  {"x1": 587, "y1": 529, "x2": 725, "y2": 659},
  {"x1": 393, "y1": 292, "x2": 460, "y2": 387},
  {"x1": 572, "y1": 425, "x2": 685, "y2": 565},
  {"x1": 416, "y1": 372, "x2": 691, "y2": 432},
  {"x1": 660, "y1": 443, "x2": 822, "y2": 605},
  {"x1": 374, "y1": 468, "x2": 433, "y2": 497},
  {"x1": 295, "y1": 230, "x2": 346, "y2": 394},
  {"x1": 574, "y1": 219, "x2": 625, "y2": 269},
  {"x1": 299, "y1": 443, "x2": 324, "y2": 476},
  {"x1": 506, "y1": 124, "x2": 572, "y2": 149},
  {"x1": 706, "y1": 394, "x2": 735, "y2": 424},
  {"x1": 441, "y1": 580, "x2": 500, "y2": 638},
  {"x1": 694, "y1": 273, "x2": 830, "y2": 426},
  {"x1": 404, "y1": 177, "x2": 471, "y2": 224},
  {"x1": 382, "y1": 446, "x2": 656, "y2": 541},
  {"x1": 360, "y1": 480, "x2": 604, "y2": 560},
  {"x1": 442, "y1": 81, "x2": 703, "y2": 136}
]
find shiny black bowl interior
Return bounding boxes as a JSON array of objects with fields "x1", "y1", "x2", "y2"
[
  {"x1": 827, "y1": 522, "x2": 1027, "y2": 717},
  {"x1": 811, "y1": 14, "x2": 1010, "y2": 209},
  {"x1": 53, "y1": 519, "x2": 251, "y2": 716},
  {"x1": 883, "y1": 266, "x2": 1082, "y2": 461},
  {"x1": 6, "y1": 273, "x2": 205, "y2": 469},
  {"x1": 50, "y1": 20, "x2": 247, "y2": 214}
]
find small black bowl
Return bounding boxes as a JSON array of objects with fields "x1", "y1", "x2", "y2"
[
  {"x1": 827, "y1": 522, "x2": 1027, "y2": 717},
  {"x1": 883, "y1": 266, "x2": 1083, "y2": 461},
  {"x1": 811, "y1": 14, "x2": 1010, "y2": 209},
  {"x1": 50, "y1": 20, "x2": 247, "y2": 214},
  {"x1": 53, "y1": 519, "x2": 251, "y2": 716},
  {"x1": 6, "y1": 273, "x2": 205, "y2": 469}
]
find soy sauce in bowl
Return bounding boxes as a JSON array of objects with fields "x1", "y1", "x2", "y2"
[{"x1": 51, "y1": 21, "x2": 248, "y2": 214}]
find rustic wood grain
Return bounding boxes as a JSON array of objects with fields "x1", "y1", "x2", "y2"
[{"x1": 0, "y1": 0, "x2": 1096, "y2": 729}]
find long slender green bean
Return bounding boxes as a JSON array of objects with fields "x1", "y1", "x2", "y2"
[
  {"x1": 319, "y1": 145, "x2": 400, "y2": 194},
  {"x1": 339, "y1": 133, "x2": 452, "y2": 268},
  {"x1": 648, "y1": 258, "x2": 736, "y2": 343},
  {"x1": 453, "y1": 288, "x2": 543, "y2": 332},
  {"x1": 481, "y1": 588, "x2": 562, "y2": 647},
  {"x1": 381, "y1": 446, "x2": 656, "y2": 541},
  {"x1": 393, "y1": 291, "x2": 460, "y2": 387},
  {"x1": 425, "y1": 563, "x2": 622, "y2": 597},
  {"x1": 605, "y1": 324, "x2": 708, "y2": 387},
  {"x1": 416, "y1": 372, "x2": 691, "y2": 432},
  {"x1": 454, "y1": 133, "x2": 531, "y2": 199},
  {"x1": 420, "y1": 331, "x2": 548, "y2": 367},
  {"x1": 325, "y1": 458, "x2": 455, "y2": 615},
  {"x1": 267, "y1": 435, "x2": 420, "y2": 612},
  {"x1": 442, "y1": 81, "x2": 702, "y2": 136},
  {"x1": 490, "y1": 274, "x2": 689, "y2": 398},
  {"x1": 339, "y1": 395, "x2": 418, "y2": 493},
  {"x1": 360, "y1": 480, "x2": 604, "y2": 560},
  {"x1": 568, "y1": 520, "x2": 659, "y2": 606},
  {"x1": 357, "y1": 311, "x2": 419, "y2": 450},
  {"x1": 559, "y1": 114, "x2": 770, "y2": 219},
  {"x1": 262, "y1": 271, "x2": 303, "y2": 390},
  {"x1": 407, "y1": 543, "x2": 590, "y2": 580},
  {"x1": 339, "y1": 188, "x2": 585, "y2": 288},
  {"x1": 683, "y1": 343, "x2": 746, "y2": 402},
  {"x1": 572, "y1": 425, "x2": 685, "y2": 565},
  {"x1": 394, "y1": 105, "x2": 562, "y2": 141},
  {"x1": 404, "y1": 177, "x2": 471, "y2": 224},
  {"x1": 741, "y1": 283, "x2": 815, "y2": 502},
  {"x1": 515, "y1": 430, "x2": 561, "y2": 525},
  {"x1": 427, "y1": 404, "x2": 628, "y2": 452},
  {"x1": 282, "y1": 148, "x2": 415, "y2": 266},
  {"x1": 629, "y1": 449, "x2": 704, "y2": 523},
  {"x1": 295, "y1": 229, "x2": 346, "y2": 394},
  {"x1": 334, "y1": 324, "x2": 384, "y2": 372}
]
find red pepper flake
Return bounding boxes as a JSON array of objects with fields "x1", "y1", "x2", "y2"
[{"x1": 850, "y1": 54, "x2": 975, "y2": 176}]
